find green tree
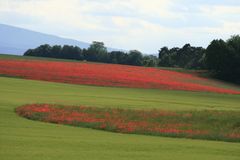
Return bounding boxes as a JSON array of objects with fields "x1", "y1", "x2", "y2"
[
  {"x1": 158, "y1": 44, "x2": 205, "y2": 69},
  {"x1": 143, "y1": 55, "x2": 158, "y2": 67},
  {"x1": 36, "y1": 44, "x2": 52, "y2": 57},
  {"x1": 127, "y1": 50, "x2": 143, "y2": 66},
  {"x1": 205, "y1": 39, "x2": 230, "y2": 74},
  {"x1": 51, "y1": 45, "x2": 62, "y2": 58},
  {"x1": 205, "y1": 35, "x2": 240, "y2": 82},
  {"x1": 87, "y1": 41, "x2": 108, "y2": 62},
  {"x1": 24, "y1": 49, "x2": 34, "y2": 56}
]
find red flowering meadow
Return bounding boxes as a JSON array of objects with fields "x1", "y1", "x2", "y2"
[
  {"x1": 16, "y1": 104, "x2": 240, "y2": 142},
  {"x1": 0, "y1": 59, "x2": 240, "y2": 94}
]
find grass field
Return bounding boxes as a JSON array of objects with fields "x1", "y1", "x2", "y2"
[{"x1": 0, "y1": 76, "x2": 240, "y2": 160}]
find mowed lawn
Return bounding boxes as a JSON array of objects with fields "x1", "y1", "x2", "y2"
[{"x1": 0, "y1": 77, "x2": 240, "y2": 160}]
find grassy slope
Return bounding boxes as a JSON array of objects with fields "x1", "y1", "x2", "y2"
[{"x1": 0, "y1": 77, "x2": 240, "y2": 160}]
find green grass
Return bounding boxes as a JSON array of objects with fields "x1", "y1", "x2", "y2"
[{"x1": 0, "y1": 76, "x2": 240, "y2": 160}]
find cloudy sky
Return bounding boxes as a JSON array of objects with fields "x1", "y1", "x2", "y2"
[{"x1": 0, "y1": 0, "x2": 239, "y2": 53}]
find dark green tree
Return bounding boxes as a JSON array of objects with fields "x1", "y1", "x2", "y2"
[
  {"x1": 205, "y1": 35, "x2": 240, "y2": 82},
  {"x1": 127, "y1": 50, "x2": 143, "y2": 66},
  {"x1": 51, "y1": 45, "x2": 62, "y2": 58},
  {"x1": 109, "y1": 51, "x2": 128, "y2": 64},
  {"x1": 206, "y1": 39, "x2": 230, "y2": 74},
  {"x1": 36, "y1": 44, "x2": 52, "y2": 57},
  {"x1": 158, "y1": 44, "x2": 205, "y2": 69},
  {"x1": 143, "y1": 55, "x2": 158, "y2": 67},
  {"x1": 24, "y1": 49, "x2": 34, "y2": 56},
  {"x1": 86, "y1": 41, "x2": 109, "y2": 62}
]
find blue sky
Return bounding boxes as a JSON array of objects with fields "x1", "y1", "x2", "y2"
[{"x1": 0, "y1": 0, "x2": 239, "y2": 53}]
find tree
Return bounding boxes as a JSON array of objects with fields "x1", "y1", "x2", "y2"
[
  {"x1": 61, "y1": 45, "x2": 73, "y2": 59},
  {"x1": 205, "y1": 35, "x2": 240, "y2": 82},
  {"x1": 227, "y1": 35, "x2": 240, "y2": 80},
  {"x1": 24, "y1": 49, "x2": 34, "y2": 56},
  {"x1": 206, "y1": 39, "x2": 230, "y2": 73},
  {"x1": 158, "y1": 47, "x2": 169, "y2": 59},
  {"x1": 36, "y1": 44, "x2": 52, "y2": 57},
  {"x1": 51, "y1": 45, "x2": 62, "y2": 58},
  {"x1": 143, "y1": 55, "x2": 158, "y2": 67},
  {"x1": 73, "y1": 46, "x2": 84, "y2": 60},
  {"x1": 158, "y1": 47, "x2": 179, "y2": 67},
  {"x1": 158, "y1": 44, "x2": 205, "y2": 69},
  {"x1": 127, "y1": 50, "x2": 143, "y2": 66},
  {"x1": 86, "y1": 41, "x2": 108, "y2": 62}
]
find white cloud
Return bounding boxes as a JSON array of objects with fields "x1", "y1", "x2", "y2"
[{"x1": 0, "y1": 0, "x2": 239, "y2": 53}]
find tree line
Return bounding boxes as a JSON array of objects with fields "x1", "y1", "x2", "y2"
[
  {"x1": 24, "y1": 41, "x2": 158, "y2": 67},
  {"x1": 158, "y1": 44, "x2": 205, "y2": 69},
  {"x1": 24, "y1": 35, "x2": 240, "y2": 83}
]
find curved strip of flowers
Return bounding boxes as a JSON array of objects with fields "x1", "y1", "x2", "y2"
[
  {"x1": 1, "y1": 59, "x2": 240, "y2": 94},
  {"x1": 16, "y1": 104, "x2": 240, "y2": 142}
]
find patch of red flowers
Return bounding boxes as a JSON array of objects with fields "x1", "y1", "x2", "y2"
[
  {"x1": 0, "y1": 59, "x2": 240, "y2": 94},
  {"x1": 16, "y1": 104, "x2": 240, "y2": 142}
]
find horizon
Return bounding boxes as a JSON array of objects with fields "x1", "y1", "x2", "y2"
[{"x1": 0, "y1": 0, "x2": 239, "y2": 54}]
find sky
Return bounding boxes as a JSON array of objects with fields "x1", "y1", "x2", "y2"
[{"x1": 0, "y1": 0, "x2": 240, "y2": 53}]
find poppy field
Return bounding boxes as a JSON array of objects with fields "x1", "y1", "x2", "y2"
[
  {"x1": 16, "y1": 104, "x2": 240, "y2": 142},
  {"x1": 0, "y1": 58, "x2": 240, "y2": 94}
]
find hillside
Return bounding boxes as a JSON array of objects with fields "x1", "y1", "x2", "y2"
[
  {"x1": 0, "y1": 24, "x2": 105, "y2": 55},
  {"x1": 0, "y1": 55, "x2": 240, "y2": 160},
  {"x1": 1, "y1": 76, "x2": 240, "y2": 160},
  {"x1": 0, "y1": 55, "x2": 239, "y2": 94}
]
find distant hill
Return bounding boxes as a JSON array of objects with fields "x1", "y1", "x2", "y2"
[{"x1": 0, "y1": 24, "x2": 120, "y2": 55}]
